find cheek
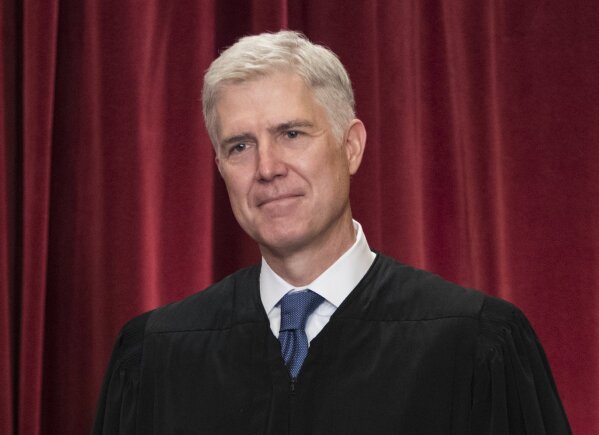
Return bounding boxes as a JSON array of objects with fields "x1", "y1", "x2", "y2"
[
  {"x1": 222, "y1": 175, "x2": 248, "y2": 208},
  {"x1": 318, "y1": 151, "x2": 349, "y2": 185},
  {"x1": 312, "y1": 168, "x2": 349, "y2": 205}
]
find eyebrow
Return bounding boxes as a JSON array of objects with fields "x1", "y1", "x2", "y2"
[
  {"x1": 220, "y1": 132, "x2": 257, "y2": 149},
  {"x1": 219, "y1": 119, "x2": 315, "y2": 150},
  {"x1": 268, "y1": 119, "x2": 314, "y2": 135}
]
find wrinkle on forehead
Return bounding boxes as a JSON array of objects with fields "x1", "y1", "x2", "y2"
[{"x1": 215, "y1": 72, "x2": 330, "y2": 143}]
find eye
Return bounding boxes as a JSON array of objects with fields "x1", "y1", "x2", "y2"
[
  {"x1": 285, "y1": 130, "x2": 301, "y2": 139},
  {"x1": 230, "y1": 143, "x2": 247, "y2": 154}
]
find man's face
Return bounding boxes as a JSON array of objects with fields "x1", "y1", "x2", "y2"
[{"x1": 214, "y1": 71, "x2": 363, "y2": 258}]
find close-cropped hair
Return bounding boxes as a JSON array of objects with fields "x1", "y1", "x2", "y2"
[{"x1": 202, "y1": 30, "x2": 356, "y2": 148}]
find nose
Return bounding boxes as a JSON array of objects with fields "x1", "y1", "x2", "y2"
[{"x1": 256, "y1": 141, "x2": 287, "y2": 181}]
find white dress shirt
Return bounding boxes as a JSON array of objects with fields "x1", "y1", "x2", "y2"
[{"x1": 260, "y1": 220, "x2": 377, "y2": 343}]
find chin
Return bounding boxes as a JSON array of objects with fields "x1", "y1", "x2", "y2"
[{"x1": 254, "y1": 226, "x2": 310, "y2": 255}]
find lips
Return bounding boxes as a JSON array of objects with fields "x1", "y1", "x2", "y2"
[{"x1": 256, "y1": 193, "x2": 303, "y2": 207}]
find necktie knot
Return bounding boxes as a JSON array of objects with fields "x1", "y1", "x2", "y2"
[
  {"x1": 278, "y1": 290, "x2": 324, "y2": 378},
  {"x1": 279, "y1": 290, "x2": 324, "y2": 331}
]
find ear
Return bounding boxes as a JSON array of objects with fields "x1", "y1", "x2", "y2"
[{"x1": 343, "y1": 119, "x2": 367, "y2": 175}]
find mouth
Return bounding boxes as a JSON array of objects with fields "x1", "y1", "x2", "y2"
[{"x1": 257, "y1": 193, "x2": 303, "y2": 207}]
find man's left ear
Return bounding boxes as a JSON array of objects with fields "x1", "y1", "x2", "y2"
[{"x1": 344, "y1": 119, "x2": 367, "y2": 175}]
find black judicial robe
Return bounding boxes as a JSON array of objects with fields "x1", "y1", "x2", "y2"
[{"x1": 92, "y1": 254, "x2": 571, "y2": 434}]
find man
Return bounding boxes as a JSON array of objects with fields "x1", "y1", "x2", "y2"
[{"x1": 93, "y1": 31, "x2": 570, "y2": 434}]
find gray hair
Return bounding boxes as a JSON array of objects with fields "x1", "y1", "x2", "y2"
[{"x1": 202, "y1": 30, "x2": 355, "y2": 148}]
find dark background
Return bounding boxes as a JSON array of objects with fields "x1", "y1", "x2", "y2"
[{"x1": 1, "y1": 0, "x2": 597, "y2": 433}]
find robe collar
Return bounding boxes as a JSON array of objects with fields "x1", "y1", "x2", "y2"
[{"x1": 260, "y1": 220, "x2": 376, "y2": 315}]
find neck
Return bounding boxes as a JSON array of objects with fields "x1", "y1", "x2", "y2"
[{"x1": 260, "y1": 215, "x2": 356, "y2": 287}]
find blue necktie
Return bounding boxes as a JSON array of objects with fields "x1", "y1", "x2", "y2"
[{"x1": 278, "y1": 290, "x2": 324, "y2": 378}]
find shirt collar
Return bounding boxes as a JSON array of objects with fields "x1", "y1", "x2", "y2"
[{"x1": 260, "y1": 220, "x2": 376, "y2": 314}]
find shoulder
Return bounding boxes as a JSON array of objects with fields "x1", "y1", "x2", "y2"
[
  {"x1": 469, "y1": 295, "x2": 571, "y2": 431},
  {"x1": 146, "y1": 264, "x2": 261, "y2": 333},
  {"x1": 113, "y1": 264, "x2": 260, "y2": 350},
  {"x1": 106, "y1": 309, "x2": 154, "y2": 373},
  {"x1": 366, "y1": 254, "x2": 548, "y2": 364},
  {"x1": 372, "y1": 254, "x2": 543, "y2": 350},
  {"x1": 475, "y1": 294, "x2": 538, "y2": 360},
  {"x1": 370, "y1": 254, "x2": 532, "y2": 333},
  {"x1": 361, "y1": 253, "x2": 486, "y2": 320}
]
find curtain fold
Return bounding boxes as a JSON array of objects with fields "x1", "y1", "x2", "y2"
[
  {"x1": 1, "y1": 0, "x2": 597, "y2": 433},
  {"x1": 0, "y1": 1, "x2": 17, "y2": 431},
  {"x1": 19, "y1": 1, "x2": 60, "y2": 434}
]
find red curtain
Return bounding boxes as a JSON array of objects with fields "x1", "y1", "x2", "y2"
[{"x1": 2, "y1": 0, "x2": 597, "y2": 433}]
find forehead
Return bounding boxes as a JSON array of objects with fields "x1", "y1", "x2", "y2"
[{"x1": 214, "y1": 72, "x2": 325, "y2": 136}]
